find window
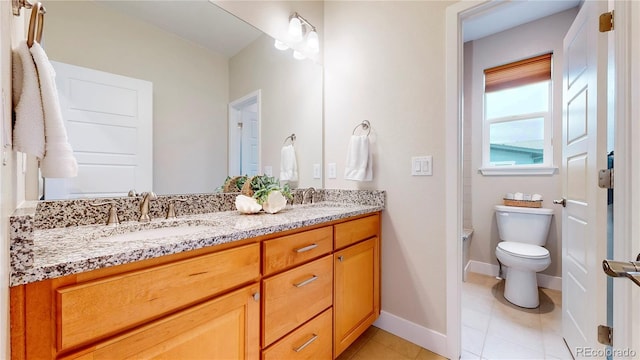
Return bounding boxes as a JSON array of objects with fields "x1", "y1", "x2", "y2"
[{"x1": 481, "y1": 53, "x2": 555, "y2": 175}]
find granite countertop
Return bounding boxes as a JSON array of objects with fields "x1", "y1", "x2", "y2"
[{"x1": 10, "y1": 201, "x2": 382, "y2": 286}]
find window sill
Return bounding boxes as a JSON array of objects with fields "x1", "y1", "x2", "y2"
[{"x1": 479, "y1": 166, "x2": 558, "y2": 176}]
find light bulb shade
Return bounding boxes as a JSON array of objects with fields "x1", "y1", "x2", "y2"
[
  {"x1": 288, "y1": 16, "x2": 303, "y2": 42},
  {"x1": 306, "y1": 30, "x2": 319, "y2": 54},
  {"x1": 293, "y1": 50, "x2": 306, "y2": 60},
  {"x1": 274, "y1": 39, "x2": 289, "y2": 51}
]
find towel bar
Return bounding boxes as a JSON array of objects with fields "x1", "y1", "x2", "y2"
[
  {"x1": 283, "y1": 133, "x2": 296, "y2": 145},
  {"x1": 352, "y1": 120, "x2": 371, "y2": 136}
]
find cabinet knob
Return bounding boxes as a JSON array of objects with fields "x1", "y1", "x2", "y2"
[
  {"x1": 252, "y1": 292, "x2": 260, "y2": 301},
  {"x1": 338, "y1": 256, "x2": 344, "y2": 262}
]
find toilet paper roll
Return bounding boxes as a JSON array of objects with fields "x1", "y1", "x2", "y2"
[
  {"x1": 532, "y1": 194, "x2": 542, "y2": 201},
  {"x1": 514, "y1": 192, "x2": 524, "y2": 200}
]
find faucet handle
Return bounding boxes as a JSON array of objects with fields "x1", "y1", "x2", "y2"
[
  {"x1": 166, "y1": 199, "x2": 188, "y2": 219},
  {"x1": 90, "y1": 201, "x2": 120, "y2": 226}
]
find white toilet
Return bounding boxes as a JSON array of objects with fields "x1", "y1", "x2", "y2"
[{"x1": 494, "y1": 205, "x2": 553, "y2": 308}]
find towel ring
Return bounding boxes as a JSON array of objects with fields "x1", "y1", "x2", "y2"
[
  {"x1": 27, "y1": 2, "x2": 45, "y2": 47},
  {"x1": 352, "y1": 120, "x2": 371, "y2": 136},
  {"x1": 283, "y1": 133, "x2": 296, "y2": 145}
]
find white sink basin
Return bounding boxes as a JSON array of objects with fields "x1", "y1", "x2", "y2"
[
  {"x1": 105, "y1": 226, "x2": 215, "y2": 242},
  {"x1": 94, "y1": 225, "x2": 217, "y2": 243}
]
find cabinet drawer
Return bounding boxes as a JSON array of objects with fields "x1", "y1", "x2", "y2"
[
  {"x1": 334, "y1": 214, "x2": 379, "y2": 249},
  {"x1": 61, "y1": 284, "x2": 260, "y2": 360},
  {"x1": 56, "y1": 243, "x2": 260, "y2": 350},
  {"x1": 262, "y1": 308, "x2": 332, "y2": 360},
  {"x1": 263, "y1": 255, "x2": 333, "y2": 346},
  {"x1": 263, "y1": 227, "x2": 333, "y2": 275}
]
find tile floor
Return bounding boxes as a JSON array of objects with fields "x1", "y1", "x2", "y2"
[
  {"x1": 462, "y1": 272, "x2": 573, "y2": 359},
  {"x1": 337, "y1": 326, "x2": 447, "y2": 360}
]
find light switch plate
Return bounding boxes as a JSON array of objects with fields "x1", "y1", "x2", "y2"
[
  {"x1": 313, "y1": 164, "x2": 321, "y2": 179},
  {"x1": 327, "y1": 163, "x2": 337, "y2": 179},
  {"x1": 264, "y1": 165, "x2": 273, "y2": 177},
  {"x1": 411, "y1": 156, "x2": 433, "y2": 176}
]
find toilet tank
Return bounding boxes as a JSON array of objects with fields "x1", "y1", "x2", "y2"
[{"x1": 494, "y1": 205, "x2": 553, "y2": 246}]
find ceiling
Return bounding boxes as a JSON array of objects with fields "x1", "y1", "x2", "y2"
[
  {"x1": 95, "y1": 0, "x2": 263, "y2": 58},
  {"x1": 463, "y1": 0, "x2": 582, "y2": 42}
]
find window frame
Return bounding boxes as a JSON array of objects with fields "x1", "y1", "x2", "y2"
[{"x1": 479, "y1": 57, "x2": 557, "y2": 176}]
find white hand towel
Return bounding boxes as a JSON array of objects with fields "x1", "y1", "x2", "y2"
[
  {"x1": 280, "y1": 144, "x2": 298, "y2": 181},
  {"x1": 344, "y1": 135, "x2": 372, "y2": 181},
  {"x1": 12, "y1": 41, "x2": 45, "y2": 158},
  {"x1": 30, "y1": 42, "x2": 78, "y2": 178}
]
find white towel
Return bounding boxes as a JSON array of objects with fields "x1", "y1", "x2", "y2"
[
  {"x1": 30, "y1": 43, "x2": 78, "y2": 178},
  {"x1": 344, "y1": 135, "x2": 372, "y2": 181},
  {"x1": 12, "y1": 41, "x2": 45, "y2": 158},
  {"x1": 280, "y1": 144, "x2": 298, "y2": 182}
]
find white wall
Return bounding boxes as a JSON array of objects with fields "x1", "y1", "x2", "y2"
[
  {"x1": 325, "y1": 0, "x2": 450, "y2": 337},
  {"x1": 229, "y1": 34, "x2": 323, "y2": 188},
  {"x1": 466, "y1": 8, "x2": 578, "y2": 278},
  {"x1": 44, "y1": 1, "x2": 230, "y2": 195}
]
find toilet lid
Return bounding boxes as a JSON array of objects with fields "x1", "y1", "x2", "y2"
[{"x1": 497, "y1": 242, "x2": 550, "y2": 259}]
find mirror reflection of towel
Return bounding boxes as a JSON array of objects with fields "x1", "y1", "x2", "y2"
[
  {"x1": 344, "y1": 135, "x2": 372, "y2": 181},
  {"x1": 280, "y1": 144, "x2": 298, "y2": 181}
]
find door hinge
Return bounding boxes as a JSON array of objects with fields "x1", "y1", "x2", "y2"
[
  {"x1": 598, "y1": 325, "x2": 613, "y2": 346},
  {"x1": 599, "y1": 11, "x2": 614, "y2": 32},
  {"x1": 598, "y1": 168, "x2": 613, "y2": 189}
]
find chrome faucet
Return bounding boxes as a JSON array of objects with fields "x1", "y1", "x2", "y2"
[
  {"x1": 302, "y1": 187, "x2": 316, "y2": 204},
  {"x1": 139, "y1": 191, "x2": 157, "y2": 222}
]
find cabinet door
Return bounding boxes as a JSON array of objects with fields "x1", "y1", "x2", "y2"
[
  {"x1": 333, "y1": 237, "x2": 380, "y2": 358},
  {"x1": 61, "y1": 284, "x2": 260, "y2": 360}
]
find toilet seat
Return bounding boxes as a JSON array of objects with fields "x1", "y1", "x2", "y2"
[{"x1": 497, "y1": 242, "x2": 549, "y2": 259}]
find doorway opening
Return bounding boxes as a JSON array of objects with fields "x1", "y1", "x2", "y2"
[{"x1": 228, "y1": 90, "x2": 261, "y2": 177}]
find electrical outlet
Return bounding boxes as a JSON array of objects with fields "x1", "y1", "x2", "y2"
[
  {"x1": 327, "y1": 163, "x2": 337, "y2": 179},
  {"x1": 313, "y1": 164, "x2": 321, "y2": 179}
]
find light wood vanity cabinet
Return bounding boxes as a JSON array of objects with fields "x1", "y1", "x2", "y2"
[
  {"x1": 10, "y1": 212, "x2": 381, "y2": 360},
  {"x1": 62, "y1": 284, "x2": 260, "y2": 360}
]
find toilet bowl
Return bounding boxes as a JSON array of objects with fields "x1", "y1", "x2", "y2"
[{"x1": 494, "y1": 205, "x2": 553, "y2": 308}]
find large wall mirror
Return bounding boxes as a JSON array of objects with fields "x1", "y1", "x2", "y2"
[{"x1": 37, "y1": 0, "x2": 322, "y2": 199}]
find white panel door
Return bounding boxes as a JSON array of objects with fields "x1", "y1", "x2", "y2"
[
  {"x1": 561, "y1": 1, "x2": 608, "y2": 357},
  {"x1": 241, "y1": 104, "x2": 259, "y2": 176},
  {"x1": 45, "y1": 62, "x2": 152, "y2": 199}
]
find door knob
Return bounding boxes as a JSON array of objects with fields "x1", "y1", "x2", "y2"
[{"x1": 553, "y1": 198, "x2": 566, "y2": 207}]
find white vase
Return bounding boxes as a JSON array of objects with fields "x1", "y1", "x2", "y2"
[
  {"x1": 235, "y1": 195, "x2": 262, "y2": 214},
  {"x1": 262, "y1": 191, "x2": 287, "y2": 214}
]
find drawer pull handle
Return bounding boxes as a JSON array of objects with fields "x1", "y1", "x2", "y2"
[
  {"x1": 294, "y1": 275, "x2": 318, "y2": 288},
  {"x1": 295, "y1": 243, "x2": 318, "y2": 253},
  {"x1": 293, "y1": 334, "x2": 318, "y2": 352}
]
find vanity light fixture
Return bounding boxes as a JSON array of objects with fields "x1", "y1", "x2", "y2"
[
  {"x1": 306, "y1": 29, "x2": 319, "y2": 54},
  {"x1": 274, "y1": 12, "x2": 319, "y2": 59},
  {"x1": 288, "y1": 14, "x2": 303, "y2": 42},
  {"x1": 274, "y1": 39, "x2": 289, "y2": 51},
  {"x1": 293, "y1": 50, "x2": 306, "y2": 60}
]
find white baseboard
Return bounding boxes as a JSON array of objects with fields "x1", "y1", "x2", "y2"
[
  {"x1": 373, "y1": 310, "x2": 447, "y2": 358},
  {"x1": 466, "y1": 260, "x2": 562, "y2": 291}
]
